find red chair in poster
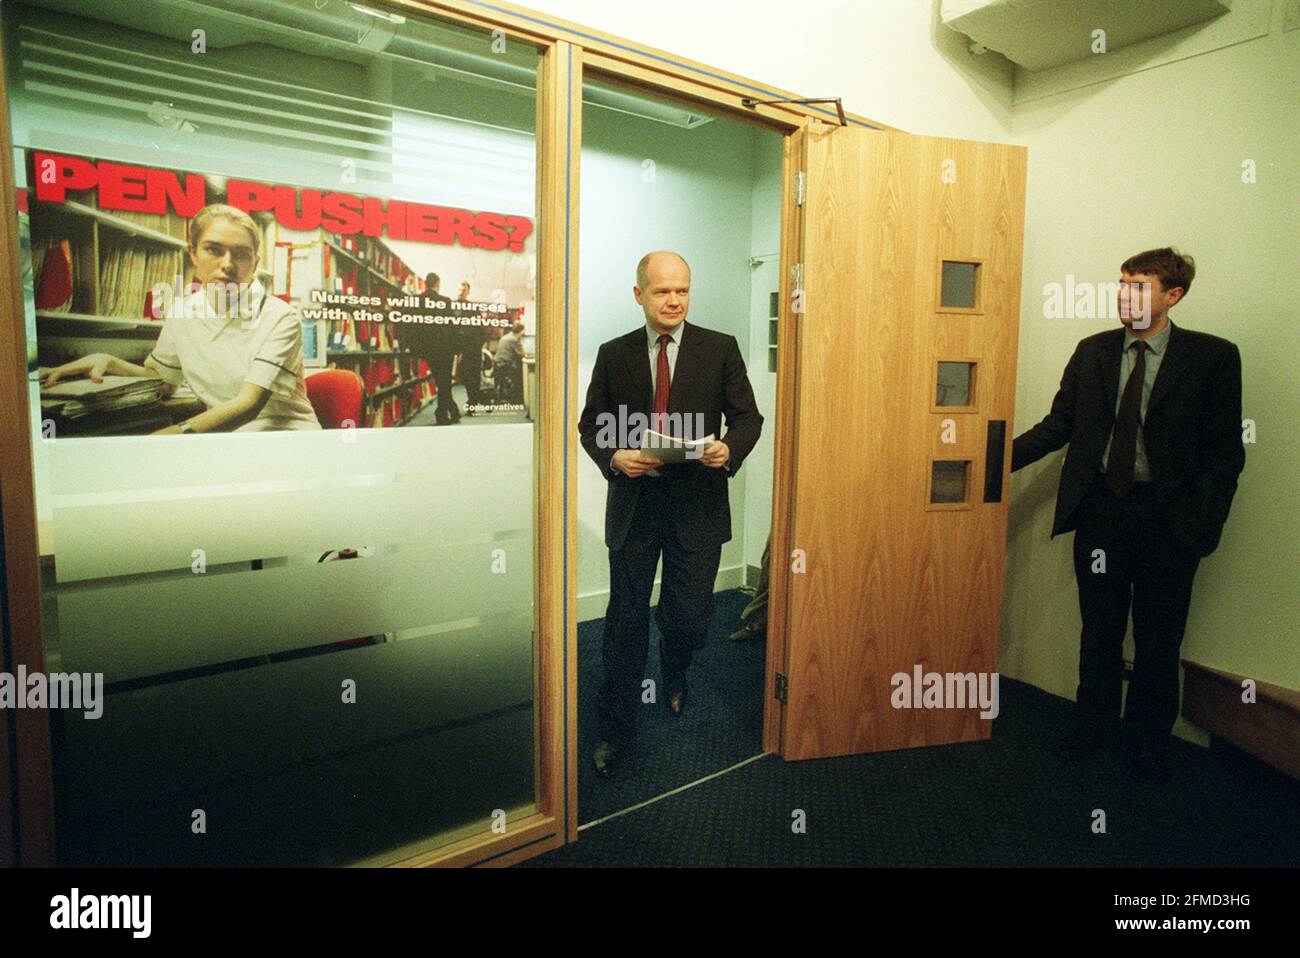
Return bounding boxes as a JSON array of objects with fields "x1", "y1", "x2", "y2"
[{"x1": 305, "y1": 369, "x2": 363, "y2": 429}]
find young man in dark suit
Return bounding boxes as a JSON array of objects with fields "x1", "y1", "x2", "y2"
[
  {"x1": 1012, "y1": 247, "x2": 1244, "y2": 783},
  {"x1": 578, "y1": 250, "x2": 763, "y2": 776}
]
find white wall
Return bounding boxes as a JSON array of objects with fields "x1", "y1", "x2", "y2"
[
  {"x1": 526, "y1": 0, "x2": 1015, "y2": 140},
  {"x1": 576, "y1": 95, "x2": 782, "y2": 614},
  {"x1": 1004, "y1": 2, "x2": 1300, "y2": 740}
]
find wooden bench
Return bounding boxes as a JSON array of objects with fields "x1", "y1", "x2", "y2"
[{"x1": 1182, "y1": 660, "x2": 1299, "y2": 780}]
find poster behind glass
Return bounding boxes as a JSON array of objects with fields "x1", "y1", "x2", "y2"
[{"x1": 29, "y1": 150, "x2": 536, "y2": 437}]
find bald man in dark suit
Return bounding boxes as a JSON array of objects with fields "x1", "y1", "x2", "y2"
[{"x1": 578, "y1": 251, "x2": 763, "y2": 775}]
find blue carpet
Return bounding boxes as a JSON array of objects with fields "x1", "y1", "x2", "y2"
[
  {"x1": 531, "y1": 618, "x2": 1300, "y2": 866},
  {"x1": 577, "y1": 588, "x2": 766, "y2": 824}
]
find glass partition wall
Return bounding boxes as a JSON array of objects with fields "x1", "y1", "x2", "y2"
[{"x1": 6, "y1": 0, "x2": 543, "y2": 865}]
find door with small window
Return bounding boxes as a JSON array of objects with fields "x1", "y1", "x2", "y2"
[{"x1": 777, "y1": 122, "x2": 1027, "y2": 760}]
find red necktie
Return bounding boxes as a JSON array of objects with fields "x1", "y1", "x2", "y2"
[{"x1": 654, "y1": 333, "x2": 672, "y2": 419}]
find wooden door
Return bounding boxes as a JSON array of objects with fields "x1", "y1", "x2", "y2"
[{"x1": 779, "y1": 122, "x2": 1027, "y2": 760}]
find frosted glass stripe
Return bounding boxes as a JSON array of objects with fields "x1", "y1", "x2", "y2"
[
  {"x1": 53, "y1": 481, "x2": 529, "y2": 583},
  {"x1": 55, "y1": 540, "x2": 531, "y2": 682},
  {"x1": 46, "y1": 426, "x2": 530, "y2": 495},
  {"x1": 48, "y1": 429, "x2": 532, "y2": 582}
]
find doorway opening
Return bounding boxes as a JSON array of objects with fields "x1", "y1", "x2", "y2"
[{"x1": 575, "y1": 74, "x2": 785, "y2": 825}]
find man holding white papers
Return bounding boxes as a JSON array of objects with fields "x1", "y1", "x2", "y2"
[{"x1": 578, "y1": 250, "x2": 763, "y2": 776}]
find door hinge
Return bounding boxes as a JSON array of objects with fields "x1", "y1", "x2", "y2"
[
  {"x1": 793, "y1": 171, "x2": 806, "y2": 207},
  {"x1": 774, "y1": 672, "x2": 788, "y2": 703}
]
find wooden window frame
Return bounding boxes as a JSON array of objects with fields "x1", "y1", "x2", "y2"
[
  {"x1": 931, "y1": 357, "x2": 982, "y2": 415},
  {"x1": 936, "y1": 256, "x2": 985, "y2": 315},
  {"x1": 925, "y1": 458, "x2": 976, "y2": 513}
]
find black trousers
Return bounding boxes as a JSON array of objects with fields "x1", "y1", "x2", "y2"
[
  {"x1": 494, "y1": 362, "x2": 522, "y2": 404},
  {"x1": 429, "y1": 342, "x2": 458, "y2": 415},
  {"x1": 1071, "y1": 474, "x2": 1201, "y2": 740},
  {"x1": 598, "y1": 477, "x2": 723, "y2": 747},
  {"x1": 459, "y1": 331, "x2": 486, "y2": 405}
]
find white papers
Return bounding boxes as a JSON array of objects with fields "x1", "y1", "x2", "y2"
[
  {"x1": 41, "y1": 375, "x2": 164, "y2": 418},
  {"x1": 640, "y1": 430, "x2": 715, "y2": 464},
  {"x1": 41, "y1": 375, "x2": 147, "y2": 398}
]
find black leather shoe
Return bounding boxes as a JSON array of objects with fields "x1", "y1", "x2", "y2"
[
  {"x1": 727, "y1": 621, "x2": 765, "y2": 642},
  {"x1": 593, "y1": 741, "x2": 618, "y2": 776},
  {"x1": 667, "y1": 688, "x2": 687, "y2": 717}
]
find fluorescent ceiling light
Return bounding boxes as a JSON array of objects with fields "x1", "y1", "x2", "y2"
[
  {"x1": 348, "y1": 3, "x2": 406, "y2": 24},
  {"x1": 583, "y1": 83, "x2": 714, "y2": 130}
]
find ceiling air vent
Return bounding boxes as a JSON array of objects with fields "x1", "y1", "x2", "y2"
[{"x1": 941, "y1": 0, "x2": 1233, "y2": 71}]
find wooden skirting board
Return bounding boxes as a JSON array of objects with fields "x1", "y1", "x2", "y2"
[{"x1": 1181, "y1": 660, "x2": 1300, "y2": 780}]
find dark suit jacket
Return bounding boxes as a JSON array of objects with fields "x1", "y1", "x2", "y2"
[
  {"x1": 395, "y1": 295, "x2": 458, "y2": 361},
  {"x1": 578, "y1": 321, "x2": 763, "y2": 551},
  {"x1": 1011, "y1": 321, "x2": 1244, "y2": 557}
]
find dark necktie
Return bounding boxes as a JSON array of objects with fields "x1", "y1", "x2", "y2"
[
  {"x1": 1105, "y1": 340, "x2": 1149, "y2": 497},
  {"x1": 654, "y1": 333, "x2": 672, "y2": 419}
]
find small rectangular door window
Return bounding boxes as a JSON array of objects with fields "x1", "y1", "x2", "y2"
[
  {"x1": 935, "y1": 361, "x2": 975, "y2": 407},
  {"x1": 938, "y1": 259, "x2": 982, "y2": 312},
  {"x1": 929, "y1": 460, "x2": 970, "y2": 505}
]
